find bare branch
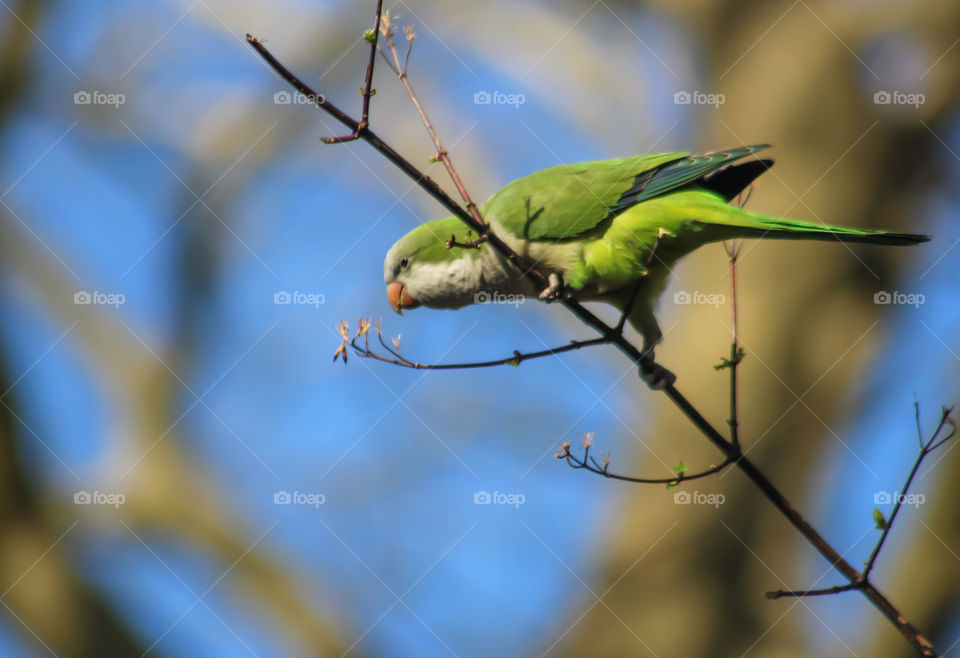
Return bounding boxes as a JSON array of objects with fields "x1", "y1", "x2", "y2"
[
  {"x1": 766, "y1": 583, "x2": 857, "y2": 599},
  {"x1": 767, "y1": 404, "x2": 956, "y2": 631},
  {"x1": 556, "y1": 438, "x2": 734, "y2": 485},
  {"x1": 320, "y1": 0, "x2": 382, "y2": 144},
  {"x1": 723, "y1": 239, "x2": 744, "y2": 449},
  {"x1": 335, "y1": 319, "x2": 609, "y2": 370},
  {"x1": 863, "y1": 406, "x2": 955, "y2": 580}
]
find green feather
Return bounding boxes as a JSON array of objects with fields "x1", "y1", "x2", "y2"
[
  {"x1": 567, "y1": 188, "x2": 928, "y2": 291},
  {"x1": 481, "y1": 152, "x2": 684, "y2": 241}
]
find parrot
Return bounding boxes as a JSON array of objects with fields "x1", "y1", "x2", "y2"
[{"x1": 383, "y1": 145, "x2": 928, "y2": 386}]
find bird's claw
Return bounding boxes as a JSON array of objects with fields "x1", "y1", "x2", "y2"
[
  {"x1": 639, "y1": 358, "x2": 676, "y2": 391},
  {"x1": 538, "y1": 273, "x2": 564, "y2": 302}
]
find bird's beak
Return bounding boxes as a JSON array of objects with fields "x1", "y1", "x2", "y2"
[{"x1": 386, "y1": 281, "x2": 420, "y2": 314}]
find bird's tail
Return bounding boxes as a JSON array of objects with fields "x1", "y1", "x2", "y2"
[
  {"x1": 676, "y1": 189, "x2": 930, "y2": 246},
  {"x1": 727, "y1": 213, "x2": 929, "y2": 246}
]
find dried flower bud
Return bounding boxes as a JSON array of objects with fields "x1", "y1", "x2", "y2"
[{"x1": 581, "y1": 432, "x2": 594, "y2": 449}]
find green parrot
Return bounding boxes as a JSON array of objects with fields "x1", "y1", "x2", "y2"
[{"x1": 384, "y1": 145, "x2": 927, "y2": 385}]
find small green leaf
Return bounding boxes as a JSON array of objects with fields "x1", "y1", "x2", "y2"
[
  {"x1": 665, "y1": 480, "x2": 679, "y2": 490},
  {"x1": 873, "y1": 508, "x2": 888, "y2": 530},
  {"x1": 714, "y1": 347, "x2": 745, "y2": 370},
  {"x1": 363, "y1": 29, "x2": 377, "y2": 44},
  {"x1": 673, "y1": 460, "x2": 688, "y2": 476}
]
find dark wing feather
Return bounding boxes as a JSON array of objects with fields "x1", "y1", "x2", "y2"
[
  {"x1": 608, "y1": 144, "x2": 771, "y2": 214},
  {"x1": 700, "y1": 158, "x2": 774, "y2": 200}
]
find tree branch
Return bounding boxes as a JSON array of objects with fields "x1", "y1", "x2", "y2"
[
  {"x1": 863, "y1": 406, "x2": 955, "y2": 579},
  {"x1": 766, "y1": 583, "x2": 857, "y2": 599},
  {"x1": 765, "y1": 405, "x2": 955, "y2": 624},
  {"x1": 720, "y1": 240, "x2": 744, "y2": 450},
  {"x1": 333, "y1": 318, "x2": 608, "y2": 370},
  {"x1": 318, "y1": 0, "x2": 381, "y2": 143},
  {"x1": 556, "y1": 436, "x2": 735, "y2": 485}
]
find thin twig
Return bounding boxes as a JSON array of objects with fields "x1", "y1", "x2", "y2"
[
  {"x1": 335, "y1": 319, "x2": 608, "y2": 369},
  {"x1": 767, "y1": 584, "x2": 857, "y2": 599},
  {"x1": 863, "y1": 406, "x2": 955, "y2": 579},
  {"x1": 557, "y1": 440, "x2": 734, "y2": 484},
  {"x1": 723, "y1": 240, "x2": 744, "y2": 449},
  {"x1": 766, "y1": 405, "x2": 956, "y2": 608},
  {"x1": 378, "y1": 12, "x2": 488, "y2": 232},
  {"x1": 319, "y1": 0, "x2": 382, "y2": 144}
]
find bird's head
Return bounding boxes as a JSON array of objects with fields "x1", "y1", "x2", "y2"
[{"x1": 384, "y1": 217, "x2": 487, "y2": 314}]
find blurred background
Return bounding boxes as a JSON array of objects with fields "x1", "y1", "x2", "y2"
[{"x1": 0, "y1": 0, "x2": 958, "y2": 656}]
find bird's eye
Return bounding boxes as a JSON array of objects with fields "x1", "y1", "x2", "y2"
[{"x1": 400, "y1": 257, "x2": 409, "y2": 268}]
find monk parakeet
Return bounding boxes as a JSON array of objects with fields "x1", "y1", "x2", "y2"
[{"x1": 384, "y1": 145, "x2": 927, "y2": 380}]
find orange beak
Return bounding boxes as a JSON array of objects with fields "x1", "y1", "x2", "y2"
[{"x1": 386, "y1": 281, "x2": 420, "y2": 314}]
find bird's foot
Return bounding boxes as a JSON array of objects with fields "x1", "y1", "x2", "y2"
[
  {"x1": 639, "y1": 357, "x2": 676, "y2": 391},
  {"x1": 538, "y1": 273, "x2": 564, "y2": 302}
]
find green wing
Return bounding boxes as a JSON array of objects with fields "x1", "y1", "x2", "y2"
[
  {"x1": 483, "y1": 145, "x2": 770, "y2": 242},
  {"x1": 482, "y1": 152, "x2": 685, "y2": 241}
]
